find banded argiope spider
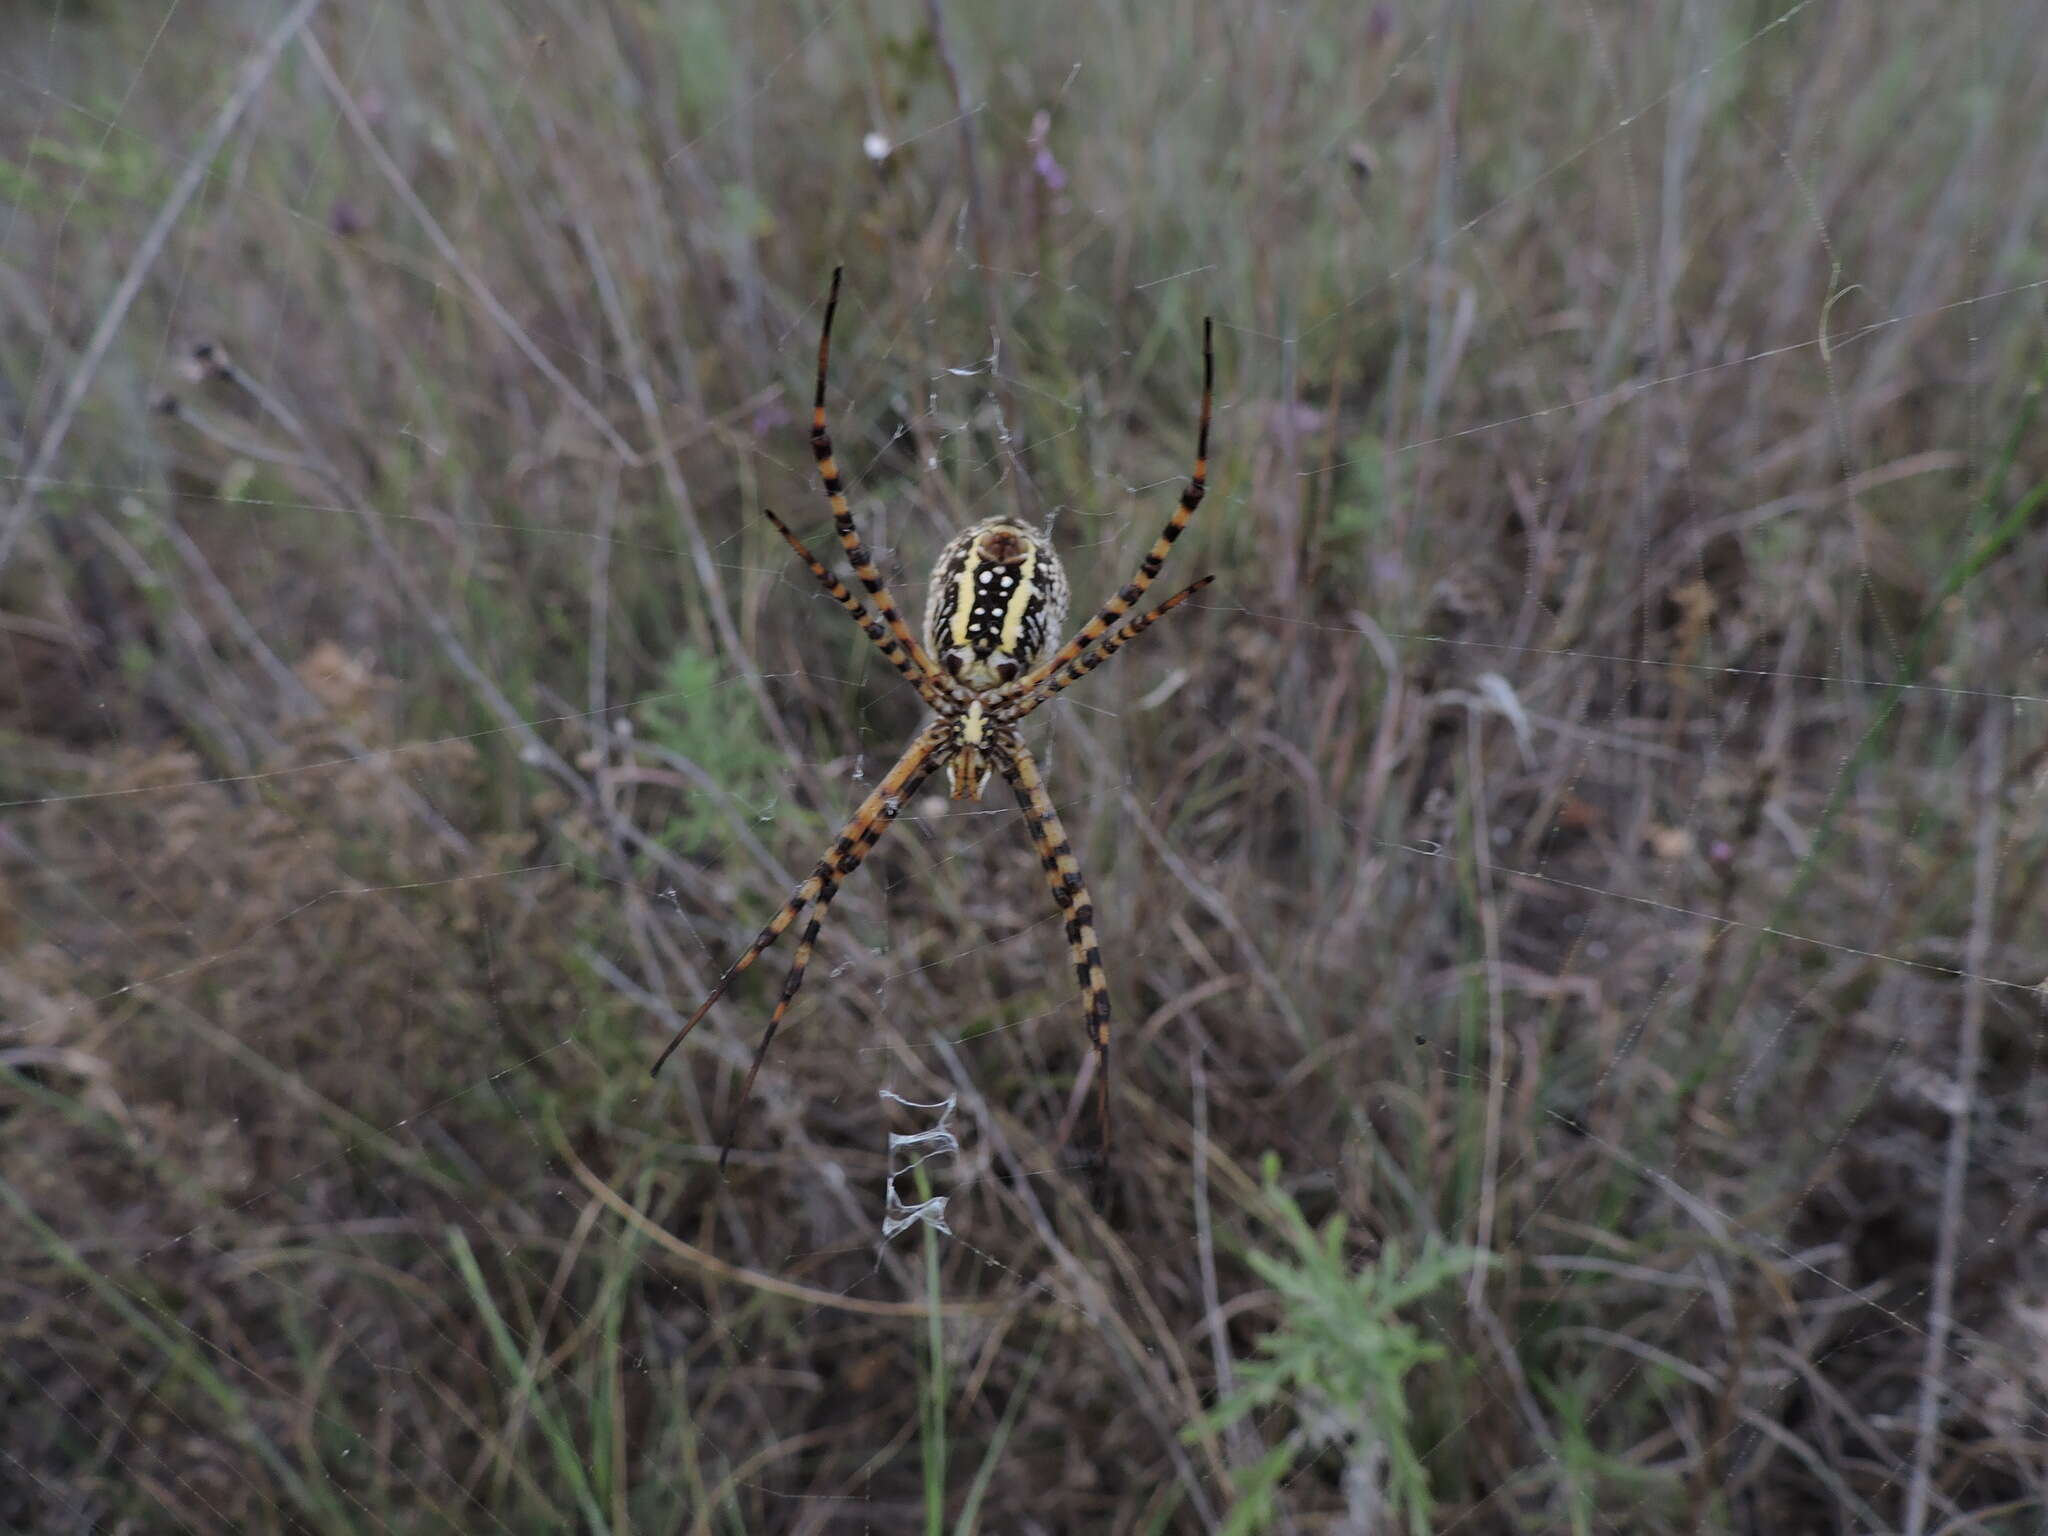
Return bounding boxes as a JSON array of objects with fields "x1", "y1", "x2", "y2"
[{"x1": 651, "y1": 270, "x2": 1214, "y2": 1184}]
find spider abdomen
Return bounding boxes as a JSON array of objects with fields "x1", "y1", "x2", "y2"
[{"x1": 924, "y1": 518, "x2": 1070, "y2": 692}]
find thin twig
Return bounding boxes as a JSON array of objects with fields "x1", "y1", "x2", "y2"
[
  {"x1": 1121, "y1": 787, "x2": 1309, "y2": 1040},
  {"x1": 928, "y1": 1034, "x2": 1228, "y2": 1530},
  {"x1": 209, "y1": 355, "x2": 721, "y2": 911},
  {"x1": 1191, "y1": 1050, "x2": 1282, "y2": 1526},
  {"x1": 548, "y1": 141, "x2": 800, "y2": 761},
  {"x1": 558, "y1": 1130, "x2": 994, "y2": 1320},
  {"x1": 1463, "y1": 700, "x2": 1509, "y2": 1309},
  {"x1": 0, "y1": 0, "x2": 324, "y2": 576},
  {"x1": 299, "y1": 32, "x2": 640, "y2": 466},
  {"x1": 1903, "y1": 708, "x2": 2004, "y2": 1535},
  {"x1": 155, "y1": 486, "x2": 474, "y2": 858},
  {"x1": 921, "y1": 0, "x2": 1035, "y2": 525}
]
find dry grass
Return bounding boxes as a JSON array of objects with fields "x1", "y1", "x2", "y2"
[{"x1": 4, "y1": 1, "x2": 2047, "y2": 1530}]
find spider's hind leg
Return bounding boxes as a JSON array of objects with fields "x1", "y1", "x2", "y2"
[
  {"x1": 655, "y1": 729, "x2": 950, "y2": 1171},
  {"x1": 716, "y1": 743, "x2": 942, "y2": 1168},
  {"x1": 650, "y1": 872, "x2": 825, "y2": 1078},
  {"x1": 996, "y1": 735, "x2": 1116, "y2": 1187},
  {"x1": 651, "y1": 725, "x2": 950, "y2": 1084}
]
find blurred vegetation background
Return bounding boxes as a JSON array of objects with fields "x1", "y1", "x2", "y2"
[{"x1": 4, "y1": 0, "x2": 2046, "y2": 1530}]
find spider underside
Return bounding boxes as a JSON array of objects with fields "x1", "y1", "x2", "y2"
[{"x1": 651, "y1": 269, "x2": 1215, "y2": 1187}]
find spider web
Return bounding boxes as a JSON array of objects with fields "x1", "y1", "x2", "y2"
[{"x1": 3, "y1": 1, "x2": 2046, "y2": 1530}]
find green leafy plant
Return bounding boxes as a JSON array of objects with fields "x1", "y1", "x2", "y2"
[
  {"x1": 637, "y1": 644, "x2": 786, "y2": 857},
  {"x1": 1189, "y1": 1157, "x2": 1492, "y2": 1536}
]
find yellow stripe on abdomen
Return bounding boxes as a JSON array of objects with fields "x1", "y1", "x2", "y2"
[
  {"x1": 998, "y1": 547, "x2": 1038, "y2": 655},
  {"x1": 951, "y1": 549, "x2": 979, "y2": 648}
]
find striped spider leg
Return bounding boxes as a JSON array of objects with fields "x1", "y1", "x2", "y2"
[
  {"x1": 992, "y1": 575, "x2": 1216, "y2": 726},
  {"x1": 991, "y1": 732, "x2": 1114, "y2": 1170},
  {"x1": 761, "y1": 507, "x2": 950, "y2": 710},
  {"x1": 650, "y1": 719, "x2": 949, "y2": 1166},
  {"x1": 651, "y1": 271, "x2": 1218, "y2": 1187},
  {"x1": 808, "y1": 266, "x2": 967, "y2": 711},
  {"x1": 997, "y1": 316, "x2": 1211, "y2": 703}
]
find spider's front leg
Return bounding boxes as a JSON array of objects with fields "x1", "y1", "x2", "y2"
[
  {"x1": 809, "y1": 268, "x2": 955, "y2": 698},
  {"x1": 995, "y1": 731, "x2": 1116, "y2": 1179},
  {"x1": 762, "y1": 508, "x2": 949, "y2": 711},
  {"x1": 1004, "y1": 315, "x2": 1213, "y2": 700}
]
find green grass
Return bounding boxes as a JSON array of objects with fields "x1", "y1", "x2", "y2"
[
  {"x1": 1186, "y1": 1158, "x2": 1492, "y2": 1535},
  {"x1": 4, "y1": 0, "x2": 2048, "y2": 1530}
]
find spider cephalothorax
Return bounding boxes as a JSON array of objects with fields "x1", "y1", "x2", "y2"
[{"x1": 651, "y1": 268, "x2": 1215, "y2": 1189}]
